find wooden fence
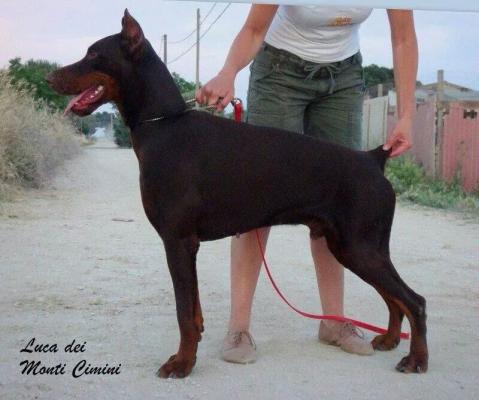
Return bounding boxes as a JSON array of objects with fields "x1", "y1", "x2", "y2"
[{"x1": 363, "y1": 96, "x2": 479, "y2": 192}]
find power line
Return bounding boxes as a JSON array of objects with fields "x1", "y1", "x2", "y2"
[
  {"x1": 168, "y1": 3, "x2": 231, "y2": 65},
  {"x1": 200, "y1": 3, "x2": 231, "y2": 40},
  {"x1": 169, "y1": 3, "x2": 217, "y2": 45}
]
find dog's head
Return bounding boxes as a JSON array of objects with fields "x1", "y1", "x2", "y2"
[{"x1": 47, "y1": 9, "x2": 147, "y2": 116}]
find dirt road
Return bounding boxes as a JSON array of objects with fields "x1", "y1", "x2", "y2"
[{"x1": 1, "y1": 139, "x2": 478, "y2": 400}]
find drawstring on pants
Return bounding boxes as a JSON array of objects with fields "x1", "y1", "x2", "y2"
[{"x1": 304, "y1": 63, "x2": 341, "y2": 94}]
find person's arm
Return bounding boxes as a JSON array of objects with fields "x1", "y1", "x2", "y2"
[
  {"x1": 196, "y1": 4, "x2": 278, "y2": 110},
  {"x1": 383, "y1": 9, "x2": 418, "y2": 157}
]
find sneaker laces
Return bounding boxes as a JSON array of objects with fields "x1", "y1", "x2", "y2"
[
  {"x1": 340, "y1": 322, "x2": 365, "y2": 340},
  {"x1": 230, "y1": 331, "x2": 256, "y2": 348}
]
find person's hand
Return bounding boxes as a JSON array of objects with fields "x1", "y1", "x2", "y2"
[
  {"x1": 383, "y1": 117, "x2": 413, "y2": 157},
  {"x1": 195, "y1": 70, "x2": 235, "y2": 111}
]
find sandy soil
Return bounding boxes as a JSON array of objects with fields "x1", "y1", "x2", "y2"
[{"x1": 1, "y1": 139, "x2": 478, "y2": 400}]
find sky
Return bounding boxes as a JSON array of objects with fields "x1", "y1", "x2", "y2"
[{"x1": 1, "y1": 0, "x2": 478, "y2": 113}]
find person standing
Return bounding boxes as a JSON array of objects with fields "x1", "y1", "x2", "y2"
[{"x1": 196, "y1": 5, "x2": 417, "y2": 363}]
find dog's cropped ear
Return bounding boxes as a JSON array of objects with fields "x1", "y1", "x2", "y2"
[{"x1": 121, "y1": 9, "x2": 145, "y2": 58}]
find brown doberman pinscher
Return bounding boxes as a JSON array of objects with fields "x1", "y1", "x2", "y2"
[{"x1": 47, "y1": 10, "x2": 428, "y2": 378}]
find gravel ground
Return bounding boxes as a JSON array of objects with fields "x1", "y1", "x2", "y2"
[{"x1": 1, "y1": 139, "x2": 478, "y2": 400}]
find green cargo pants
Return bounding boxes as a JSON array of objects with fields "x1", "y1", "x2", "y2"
[{"x1": 247, "y1": 43, "x2": 365, "y2": 150}]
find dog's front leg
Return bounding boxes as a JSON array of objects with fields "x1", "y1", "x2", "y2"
[{"x1": 158, "y1": 235, "x2": 201, "y2": 378}]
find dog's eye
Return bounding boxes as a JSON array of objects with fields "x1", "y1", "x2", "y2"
[{"x1": 86, "y1": 51, "x2": 98, "y2": 60}]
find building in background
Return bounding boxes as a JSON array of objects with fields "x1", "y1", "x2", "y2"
[{"x1": 362, "y1": 70, "x2": 479, "y2": 192}]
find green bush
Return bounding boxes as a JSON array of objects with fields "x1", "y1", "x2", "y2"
[
  {"x1": 113, "y1": 116, "x2": 131, "y2": 148},
  {"x1": 8, "y1": 58, "x2": 68, "y2": 113},
  {"x1": 385, "y1": 157, "x2": 479, "y2": 211}
]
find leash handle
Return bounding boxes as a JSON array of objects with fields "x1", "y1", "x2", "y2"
[{"x1": 254, "y1": 229, "x2": 410, "y2": 340}]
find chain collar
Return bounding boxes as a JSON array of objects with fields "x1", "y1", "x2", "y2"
[
  {"x1": 139, "y1": 98, "x2": 241, "y2": 125},
  {"x1": 140, "y1": 108, "x2": 193, "y2": 125}
]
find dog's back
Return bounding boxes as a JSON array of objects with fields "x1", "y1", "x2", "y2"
[{"x1": 135, "y1": 110, "x2": 394, "y2": 242}]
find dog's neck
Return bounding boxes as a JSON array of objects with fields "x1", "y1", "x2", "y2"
[{"x1": 118, "y1": 45, "x2": 187, "y2": 128}]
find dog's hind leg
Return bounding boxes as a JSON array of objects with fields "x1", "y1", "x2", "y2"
[
  {"x1": 371, "y1": 290, "x2": 404, "y2": 351},
  {"x1": 337, "y1": 248, "x2": 428, "y2": 373},
  {"x1": 157, "y1": 235, "x2": 202, "y2": 378},
  {"x1": 194, "y1": 276, "x2": 204, "y2": 336}
]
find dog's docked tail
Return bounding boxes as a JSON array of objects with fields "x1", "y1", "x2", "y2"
[{"x1": 367, "y1": 145, "x2": 392, "y2": 172}]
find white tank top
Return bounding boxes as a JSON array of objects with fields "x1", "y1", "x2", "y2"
[{"x1": 265, "y1": 6, "x2": 373, "y2": 63}]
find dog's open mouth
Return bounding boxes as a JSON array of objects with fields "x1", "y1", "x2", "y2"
[{"x1": 64, "y1": 85, "x2": 105, "y2": 116}]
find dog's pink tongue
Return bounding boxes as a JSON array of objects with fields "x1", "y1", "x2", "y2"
[{"x1": 63, "y1": 89, "x2": 90, "y2": 116}]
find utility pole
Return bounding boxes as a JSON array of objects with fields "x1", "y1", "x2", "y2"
[
  {"x1": 435, "y1": 69, "x2": 445, "y2": 179},
  {"x1": 163, "y1": 34, "x2": 167, "y2": 64},
  {"x1": 195, "y1": 8, "x2": 200, "y2": 108}
]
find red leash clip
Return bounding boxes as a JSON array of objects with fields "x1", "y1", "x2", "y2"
[{"x1": 231, "y1": 98, "x2": 243, "y2": 122}]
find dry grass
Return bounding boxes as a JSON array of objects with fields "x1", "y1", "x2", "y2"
[{"x1": 0, "y1": 72, "x2": 80, "y2": 200}]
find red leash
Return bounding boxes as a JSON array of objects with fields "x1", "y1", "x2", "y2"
[
  {"x1": 254, "y1": 230, "x2": 409, "y2": 340},
  {"x1": 230, "y1": 98, "x2": 409, "y2": 340}
]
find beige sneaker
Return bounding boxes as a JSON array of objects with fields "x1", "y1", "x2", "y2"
[
  {"x1": 319, "y1": 321, "x2": 374, "y2": 356},
  {"x1": 222, "y1": 331, "x2": 257, "y2": 364}
]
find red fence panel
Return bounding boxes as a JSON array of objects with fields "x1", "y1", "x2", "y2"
[{"x1": 442, "y1": 102, "x2": 479, "y2": 192}]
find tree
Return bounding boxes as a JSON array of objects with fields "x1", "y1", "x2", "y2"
[
  {"x1": 172, "y1": 72, "x2": 196, "y2": 96},
  {"x1": 363, "y1": 64, "x2": 422, "y2": 89},
  {"x1": 113, "y1": 112, "x2": 131, "y2": 147},
  {"x1": 77, "y1": 111, "x2": 114, "y2": 136},
  {"x1": 8, "y1": 58, "x2": 68, "y2": 112},
  {"x1": 90, "y1": 111, "x2": 111, "y2": 127},
  {"x1": 363, "y1": 64, "x2": 394, "y2": 88}
]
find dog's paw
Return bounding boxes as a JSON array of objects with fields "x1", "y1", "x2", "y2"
[
  {"x1": 372, "y1": 334, "x2": 400, "y2": 351},
  {"x1": 395, "y1": 354, "x2": 428, "y2": 373},
  {"x1": 157, "y1": 354, "x2": 196, "y2": 379}
]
